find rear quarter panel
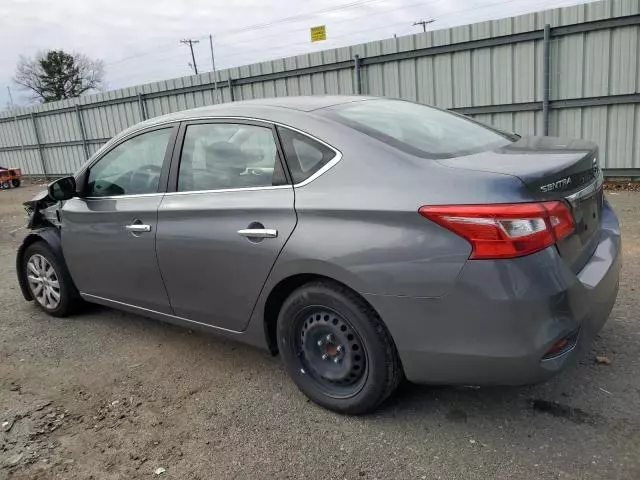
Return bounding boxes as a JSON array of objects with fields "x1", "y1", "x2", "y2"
[
  {"x1": 273, "y1": 207, "x2": 470, "y2": 297},
  {"x1": 265, "y1": 120, "x2": 535, "y2": 298}
]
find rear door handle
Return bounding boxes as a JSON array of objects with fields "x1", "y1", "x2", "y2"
[
  {"x1": 237, "y1": 228, "x2": 278, "y2": 239},
  {"x1": 125, "y1": 224, "x2": 151, "y2": 233}
]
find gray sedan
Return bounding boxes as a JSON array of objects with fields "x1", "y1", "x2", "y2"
[{"x1": 16, "y1": 96, "x2": 621, "y2": 414}]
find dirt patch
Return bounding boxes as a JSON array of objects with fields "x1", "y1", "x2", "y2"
[
  {"x1": 1, "y1": 396, "x2": 76, "y2": 475},
  {"x1": 604, "y1": 180, "x2": 640, "y2": 192},
  {"x1": 530, "y1": 399, "x2": 595, "y2": 425}
]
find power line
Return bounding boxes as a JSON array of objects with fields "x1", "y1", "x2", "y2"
[
  {"x1": 103, "y1": 0, "x2": 573, "y2": 70},
  {"x1": 109, "y1": 0, "x2": 532, "y2": 75},
  {"x1": 104, "y1": 0, "x2": 447, "y2": 78},
  {"x1": 211, "y1": 0, "x2": 533, "y2": 65},
  {"x1": 216, "y1": 0, "x2": 388, "y2": 35},
  {"x1": 103, "y1": 0, "x2": 504, "y2": 84},
  {"x1": 213, "y1": 0, "x2": 448, "y2": 50},
  {"x1": 180, "y1": 39, "x2": 200, "y2": 74},
  {"x1": 103, "y1": 0, "x2": 388, "y2": 67},
  {"x1": 106, "y1": 0, "x2": 566, "y2": 88}
]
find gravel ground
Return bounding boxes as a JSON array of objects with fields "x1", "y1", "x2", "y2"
[{"x1": 0, "y1": 184, "x2": 639, "y2": 480}]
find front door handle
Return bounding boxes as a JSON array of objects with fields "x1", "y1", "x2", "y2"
[
  {"x1": 125, "y1": 224, "x2": 151, "y2": 233},
  {"x1": 237, "y1": 228, "x2": 278, "y2": 239}
]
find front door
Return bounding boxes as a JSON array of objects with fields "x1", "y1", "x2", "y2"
[
  {"x1": 156, "y1": 120, "x2": 296, "y2": 331},
  {"x1": 62, "y1": 126, "x2": 177, "y2": 313}
]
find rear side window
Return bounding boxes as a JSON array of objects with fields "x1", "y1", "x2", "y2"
[
  {"x1": 177, "y1": 123, "x2": 284, "y2": 192},
  {"x1": 320, "y1": 99, "x2": 514, "y2": 159},
  {"x1": 277, "y1": 127, "x2": 336, "y2": 184}
]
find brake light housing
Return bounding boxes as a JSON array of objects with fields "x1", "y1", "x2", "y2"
[{"x1": 419, "y1": 201, "x2": 575, "y2": 259}]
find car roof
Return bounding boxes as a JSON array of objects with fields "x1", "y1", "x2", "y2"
[
  {"x1": 189, "y1": 95, "x2": 376, "y2": 113},
  {"x1": 136, "y1": 95, "x2": 377, "y2": 128}
]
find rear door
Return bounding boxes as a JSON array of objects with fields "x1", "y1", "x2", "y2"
[{"x1": 156, "y1": 119, "x2": 296, "y2": 331}]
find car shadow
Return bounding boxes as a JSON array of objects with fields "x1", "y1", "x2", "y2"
[{"x1": 68, "y1": 303, "x2": 622, "y2": 428}]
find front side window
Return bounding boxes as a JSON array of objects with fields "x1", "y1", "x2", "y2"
[
  {"x1": 320, "y1": 99, "x2": 515, "y2": 159},
  {"x1": 86, "y1": 128, "x2": 173, "y2": 197},
  {"x1": 177, "y1": 123, "x2": 282, "y2": 192}
]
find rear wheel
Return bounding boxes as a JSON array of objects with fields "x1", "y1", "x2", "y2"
[
  {"x1": 277, "y1": 281, "x2": 402, "y2": 414},
  {"x1": 11, "y1": 179, "x2": 20, "y2": 187},
  {"x1": 23, "y1": 242, "x2": 80, "y2": 317}
]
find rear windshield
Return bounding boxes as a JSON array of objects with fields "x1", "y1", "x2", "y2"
[{"x1": 320, "y1": 99, "x2": 515, "y2": 159}]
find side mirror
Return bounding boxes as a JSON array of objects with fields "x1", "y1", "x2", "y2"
[{"x1": 48, "y1": 176, "x2": 76, "y2": 201}]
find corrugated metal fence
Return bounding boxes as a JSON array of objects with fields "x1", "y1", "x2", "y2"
[{"x1": 1, "y1": 0, "x2": 640, "y2": 177}]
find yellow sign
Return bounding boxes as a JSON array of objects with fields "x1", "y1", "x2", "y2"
[{"x1": 310, "y1": 25, "x2": 327, "y2": 42}]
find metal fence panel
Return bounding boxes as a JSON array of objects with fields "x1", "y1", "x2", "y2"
[
  {"x1": 513, "y1": 42, "x2": 537, "y2": 103},
  {"x1": 43, "y1": 144, "x2": 85, "y2": 175},
  {"x1": 583, "y1": 29, "x2": 611, "y2": 97},
  {"x1": 551, "y1": 108, "x2": 578, "y2": 143},
  {"x1": 490, "y1": 112, "x2": 516, "y2": 132},
  {"x1": 88, "y1": 142, "x2": 107, "y2": 157},
  {"x1": 513, "y1": 111, "x2": 538, "y2": 135},
  {"x1": 610, "y1": 26, "x2": 639, "y2": 94},
  {"x1": 606, "y1": 104, "x2": 636, "y2": 168},
  {"x1": 398, "y1": 59, "x2": 417, "y2": 102},
  {"x1": 551, "y1": 34, "x2": 583, "y2": 100},
  {"x1": 581, "y1": 106, "x2": 609, "y2": 164},
  {"x1": 434, "y1": 54, "x2": 453, "y2": 108},
  {"x1": 0, "y1": 148, "x2": 40, "y2": 174},
  {"x1": 0, "y1": 0, "x2": 639, "y2": 176},
  {"x1": 415, "y1": 56, "x2": 435, "y2": 105},
  {"x1": 15, "y1": 118, "x2": 36, "y2": 145},
  {"x1": 452, "y1": 51, "x2": 472, "y2": 107},
  {"x1": 471, "y1": 48, "x2": 492, "y2": 106},
  {"x1": 492, "y1": 45, "x2": 514, "y2": 104},
  {"x1": 0, "y1": 120, "x2": 18, "y2": 148}
]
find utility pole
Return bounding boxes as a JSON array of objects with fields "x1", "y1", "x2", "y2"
[
  {"x1": 413, "y1": 19, "x2": 435, "y2": 33},
  {"x1": 180, "y1": 39, "x2": 200, "y2": 74},
  {"x1": 7, "y1": 86, "x2": 14, "y2": 108},
  {"x1": 209, "y1": 34, "x2": 219, "y2": 104}
]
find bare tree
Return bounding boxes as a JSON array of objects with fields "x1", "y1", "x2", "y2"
[{"x1": 13, "y1": 50, "x2": 104, "y2": 103}]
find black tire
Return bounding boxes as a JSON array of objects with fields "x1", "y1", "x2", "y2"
[
  {"x1": 22, "y1": 241, "x2": 81, "y2": 317},
  {"x1": 277, "y1": 280, "x2": 403, "y2": 415},
  {"x1": 11, "y1": 179, "x2": 20, "y2": 188}
]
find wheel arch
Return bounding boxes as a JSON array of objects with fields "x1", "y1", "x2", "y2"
[
  {"x1": 16, "y1": 228, "x2": 66, "y2": 301},
  {"x1": 263, "y1": 273, "x2": 386, "y2": 355}
]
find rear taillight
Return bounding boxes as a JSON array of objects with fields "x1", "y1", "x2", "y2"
[{"x1": 419, "y1": 201, "x2": 574, "y2": 259}]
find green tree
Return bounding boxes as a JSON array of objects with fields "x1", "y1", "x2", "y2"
[{"x1": 14, "y1": 50, "x2": 104, "y2": 103}]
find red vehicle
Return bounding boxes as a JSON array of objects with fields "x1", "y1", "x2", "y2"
[{"x1": 0, "y1": 167, "x2": 22, "y2": 189}]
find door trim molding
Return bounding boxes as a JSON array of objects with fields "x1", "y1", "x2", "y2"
[
  {"x1": 163, "y1": 184, "x2": 290, "y2": 196},
  {"x1": 81, "y1": 293, "x2": 243, "y2": 334},
  {"x1": 83, "y1": 192, "x2": 166, "y2": 200}
]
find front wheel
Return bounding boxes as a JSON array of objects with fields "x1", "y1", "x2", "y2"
[
  {"x1": 277, "y1": 281, "x2": 403, "y2": 415},
  {"x1": 22, "y1": 242, "x2": 80, "y2": 317}
]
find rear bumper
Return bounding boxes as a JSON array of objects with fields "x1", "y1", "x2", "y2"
[{"x1": 365, "y1": 200, "x2": 621, "y2": 385}]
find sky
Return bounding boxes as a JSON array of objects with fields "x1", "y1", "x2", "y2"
[{"x1": 0, "y1": 0, "x2": 592, "y2": 109}]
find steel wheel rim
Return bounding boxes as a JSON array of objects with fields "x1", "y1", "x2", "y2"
[
  {"x1": 26, "y1": 254, "x2": 61, "y2": 310},
  {"x1": 295, "y1": 306, "x2": 368, "y2": 399}
]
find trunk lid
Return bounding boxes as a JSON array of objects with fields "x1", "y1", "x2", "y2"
[{"x1": 437, "y1": 136, "x2": 603, "y2": 272}]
